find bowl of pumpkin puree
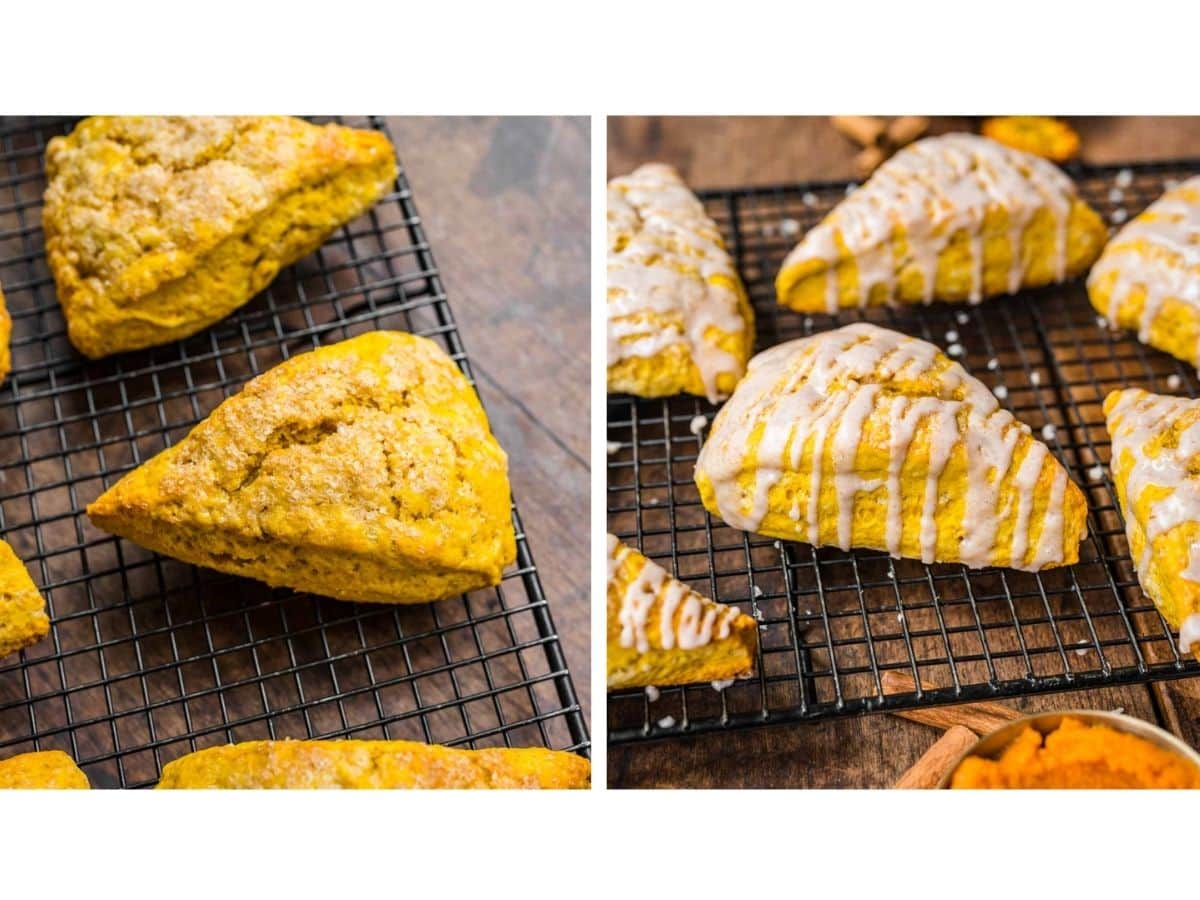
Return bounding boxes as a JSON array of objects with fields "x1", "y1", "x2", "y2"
[{"x1": 942, "y1": 711, "x2": 1200, "y2": 789}]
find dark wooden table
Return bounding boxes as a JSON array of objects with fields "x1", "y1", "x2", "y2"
[
  {"x1": 607, "y1": 116, "x2": 1200, "y2": 787},
  {"x1": 388, "y1": 118, "x2": 591, "y2": 724}
]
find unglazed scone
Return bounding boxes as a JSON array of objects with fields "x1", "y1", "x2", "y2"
[
  {"x1": 776, "y1": 134, "x2": 1106, "y2": 313},
  {"x1": 607, "y1": 535, "x2": 758, "y2": 689},
  {"x1": 607, "y1": 163, "x2": 754, "y2": 402},
  {"x1": 1088, "y1": 177, "x2": 1200, "y2": 367},
  {"x1": 155, "y1": 740, "x2": 590, "y2": 789},
  {"x1": 0, "y1": 750, "x2": 89, "y2": 789},
  {"x1": 0, "y1": 284, "x2": 10, "y2": 384},
  {"x1": 1105, "y1": 388, "x2": 1200, "y2": 660},
  {"x1": 87, "y1": 332, "x2": 516, "y2": 604},
  {"x1": 44, "y1": 116, "x2": 397, "y2": 359},
  {"x1": 0, "y1": 539, "x2": 50, "y2": 659},
  {"x1": 694, "y1": 324, "x2": 1087, "y2": 571}
]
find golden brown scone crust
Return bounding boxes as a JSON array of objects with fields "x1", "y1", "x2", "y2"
[
  {"x1": 0, "y1": 284, "x2": 10, "y2": 384},
  {"x1": 155, "y1": 739, "x2": 590, "y2": 789},
  {"x1": 0, "y1": 750, "x2": 89, "y2": 789},
  {"x1": 87, "y1": 331, "x2": 516, "y2": 604},
  {"x1": 0, "y1": 538, "x2": 50, "y2": 659},
  {"x1": 43, "y1": 116, "x2": 397, "y2": 358},
  {"x1": 607, "y1": 535, "x2": 758, "y2": 690}
]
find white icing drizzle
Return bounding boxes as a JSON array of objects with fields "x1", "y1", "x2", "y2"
[
  {"x1": 694, "y1": 323, "x2": 1073, "y2": 570},
  {"x1": 1087, "y1": 176, "x2": 1200, "y2": 365},
  {"x1": 607, "y1": 534, "x2": 741, "y2": 654},
  {"x1": 1106, "y1": 392, "x2": 1200, "y2": 644},
  {"x1": 780, "y1": 134, "x2": 1077, "y2": 311},
  {"x1": 1180, "y1": 614, "x2": 1200, "y2": 655},
  {"x1": 607, "y1": 163, "x2": 747, "y2": 402}
]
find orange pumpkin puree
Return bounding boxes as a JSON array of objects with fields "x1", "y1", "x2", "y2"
[{"x1": 950, "y1": 717, "x2": 1200, "y2": 789}]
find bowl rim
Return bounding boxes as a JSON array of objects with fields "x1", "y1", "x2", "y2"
[{"x1": 937, "y1": 709, "x2": 1200, "y2": 789}]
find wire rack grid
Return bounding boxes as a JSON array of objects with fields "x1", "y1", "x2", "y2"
[
  {"x1": 0, "y1": 115, "x2": 587, "y2": 787},
  {"x1": 608, "y1": 158, "x2": 1200, "y2": 743}
]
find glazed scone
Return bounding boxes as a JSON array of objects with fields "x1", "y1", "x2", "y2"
[
  {"x1": 1105, "y1": 388, "x2": 1200, "y2": 661},
  {"x1": 87, "y1": 332, "x2": 516, "y2": 604},
  {"x1": 0, "y1": 750, "x2": 89, "y2": 789},
  {"x1": 0, "y1": 539, "x2": 50, "y2": 659},
  {"x1": 43, "y1": 116, "x2": 397, "y2": 359},
  {"x1": 608, "y1": 163, "x2": 755, "y2": 403},
  {"x1": 1088, "y1": 177, "x2": 1200, "y2": 367},
  {"x1": 0, "y1": 284, "x2": 10, "y2": 384},
  {"x1": 695, "y1": 324, "x2": 1087, "y2": 571},
  {"x1": 155, "y1": 740, "x2": 590, "y2": 789},
  {"x1": 607, "y1": 535, "x2": 758, "y2": 690},
  {"x1": 776, "y1": 134, "x2": 1106, "y2": 313}
]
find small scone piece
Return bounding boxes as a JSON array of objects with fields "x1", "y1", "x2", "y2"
[
  {"x1": 155, "y1": 740, "x2": 590, "y2": 789},
  {"x1": 0, "y1": 750, "x2": 89, "y2": 789},
  {"x1": 87, "y1": 332, "x2": 516, "y2": 604},
  {"x1": 0, "y1": 539, "x2": 50, "y2": 659},
  {"x1": 695, "y1": 323, "x2": 1087, "y2": 571},
  {"x1": 44, "y1": 116, "x2": 397, "y2": 359},
  {"x1": 1088, "y1": 177, "x2": 1200, "y2": 368},
  {"x1": 777, "y1": 134, "x2": 1106, "y2": 313},
  {"x1": 1105, "y1": 388, "x2": 1200, "y2": 661},
  {"x1": 608, "y1": 163, "x2": 754, "y2": 403},
  {"x1": 607, "y1": 534, "x2": 758, "y2": 690},
  {"x1": 0, "y1": 284, "x2": 10, "y2": 384}
]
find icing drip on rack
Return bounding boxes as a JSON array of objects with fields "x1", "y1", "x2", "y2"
[
  {"x1": 1106, "y1": 390, "x2": 1200, "y2": 647},
  {"x1": 607, "y1": 163, "x2": 747, "y2": 402},
  {"x1": 607, "y1": 534, "x2": 741, "y2": 653},
  {"x1": 695, "y1": 323, "x2": 1071, "y2": 570},
  {"x1": 780, "y1": 134, "x2": 1077, "y2": 311},
  {"x1": 1087, "y1": 176, "x2": 1200, "y2": 364}
]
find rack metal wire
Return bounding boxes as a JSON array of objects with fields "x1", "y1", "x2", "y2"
[
  {"x1": 608, "y1": 158, "x2": 1200, "y2": 744},
  {"x1": 0, "y1": 116, "x2": 587, "y2": 787}
]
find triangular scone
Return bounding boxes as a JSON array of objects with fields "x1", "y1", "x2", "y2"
[
  {"x1": 695, "y1": 324, "x2": 1087, "y2": 571},
  {"x1": 155, "y1": 740, "x2": 589, "y2": 789},
  {"x1": 1088, "y1": 177, "x2": 1200, "y2": 367},
  {"x1": 776, "y1": 134, "x2": 1107, "y2": 313},
  {"x1": 0, "y1": 284, "x2": 10, "y2": 384},
  {"x1": 87, "y1": 332, "x2": 516, "y2": 605},
  {"x1": 43, "y1": 116, "x2": 398, "y2": 359},
  {"x1": 1105, "y1": 388, "x2": 1200, "y2": 660},
  {"x1": 607, "y1": 163, "x2": 755, "y2": 403},
  {"x1": 0, "y1": 539, "x2": 50, "y2": 659},
  {"x1": 0, "y1": 751, "x2": 89, "y2": 789},
  {"x1": 607, "y1": 535, "x2": 758, "y2": 689}
]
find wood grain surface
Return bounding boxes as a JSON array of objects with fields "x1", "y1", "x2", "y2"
[
  {"x1": 606, "y1": 115, "x2": 1200, "y2": 788},
  {"x1": 387, "y1": 117, "x2": 591, "y2": 720}
]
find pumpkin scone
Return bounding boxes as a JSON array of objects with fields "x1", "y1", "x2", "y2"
[
  {"x1": 0, "y1": 539, "x2": 50, "y2": 659},
  {"x1": 43, "y1": 116, "x2": 397, "y2": 359},
  {"x1": 0, "y1": 284, "x2": 10, "y2": 384},
  {"x1": 1088, "y1": 176, "x2": 1200, "y2": 368},
  {"x1": 607, "y1": 534, "x2": 758, "y2": 690},
  {"x1": 776, "y1": 134, "x2": 1106, "y2": 313},
  {"x1": 155, "y1": 740, "x2": 590, "y2": 789},
  {"x1": 694, "y1": 324, "x2": 1087, "y2": 571},
  {"x1": 1105, "y1": 388, "x2": 1200, "y2": 661},
  {"x1": 87, "y1": 331, "x2": 516, "y2": 605},
  {"x1": 608, "y1": 163, "x2": 754, "y2": 403},
  {"x1": 0, "y1": 750, "x2": 89, "y2": 789}
]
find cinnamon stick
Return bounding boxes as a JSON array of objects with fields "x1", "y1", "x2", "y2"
[
  {"x1": 831, "y1": 115, "x2": 885, "y2": 148},
  {"x1": 884, "y1": 115, "x2": 930, "y2": 150},
  {"x1": 854, "y1": 145, "x2": 886, "y2": 179},
  {"x1": 894, "y1": 725, "x2": 977, "y2": 789},
  {"x1": 882, "y1": 670, "x2": 1022, "y2": 735}
]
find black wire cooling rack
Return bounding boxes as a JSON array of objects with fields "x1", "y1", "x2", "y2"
[
  {"x1": 0, "y1": 116, "x2": 587, "y2": 787},
  {"x1": 608, "y1": 158, "x2": 1200, "y2": 743}
]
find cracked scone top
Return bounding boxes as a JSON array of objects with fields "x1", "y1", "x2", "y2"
[
  {"x1": 776, "y1": 134, "x2": 1106, "y2": 312},
  {"x1": 1105, "y1": 388, "x2": 1200, "y2": 659},
  {"x1": 1088, "y1": 177, "x2": 1200, "y2": 367},
  {"x1": 0, "y1": 538, "x2": 50, "y2": 659},
  {"x1": 86, "y1": 331, "x2": 516, "y2": 604},
  {"x1": 694, "y1": 323, "x2": 1087, "y2": 571},
  {"x1": 607, "y1": 163, "x2": 754, "y2": 403},
  {"x1": 0, "y1": 750, "x2": 89, "y2": 789},
  {"x1": 607, "y1": 535, "x2": 758, "y2": 689},
  {"x1": 43, "y1": 116, "x2": 397, "y2": 358}
]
